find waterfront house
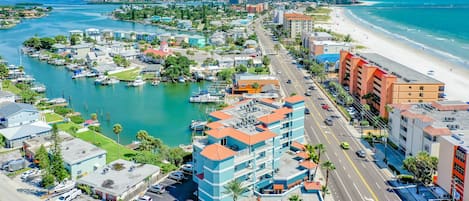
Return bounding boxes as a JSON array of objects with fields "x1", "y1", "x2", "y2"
[
  {"x1": 0, "y1": 102, "x2": 39, "y2": 128},
  {"x1": 158, "y1": 33, "x2": 172, "y2": 42},
  {"x1": 189, "y1": 36, "x2": 206, "y2": 48},
  {"x1": 116, "y1": 51, "x2": 140, "y2": 61},
  {"x1": 142, "y1": 41, "x2": 173, "y2": 63},
  {"x1": 85, "y1": 28, "x2": 101, "y2": 42},
  {"x1": 70, "y1": 43, "x2": 93, "y2": 59},
  {"x1": 61, "y1": 138, "x2": 107, "y2": 179},
  {"x1": 177, "y1": 20, "x2": 192, "y2": 30},
  {"x1": 77, "y1": 159, "x2": 160, "y2": 201},
  {"x1": 192, "y1": 96, "x2": 316, "y2": 201},
  {"x1": 52, "y1": 44, "x2": 68, "y2": 54},
  {"x1": 135, "y1": 32, "x2": 157, "y2": 43},
  {"x1": 161, "y1": 16, "x2": 173, "y2": 23},
  {"x1": 0, "y1": 91, "x2": 15, "y2": 104},
  {"x1": 217, "y1": 57, "x2": 235, "y2": 68},
  {"x1": 101, "y1": 29, "x2": 113, "y2": 41},
  {"x1": 174, "y1": 34, "x2": 188, "y2": 46},
  {"x1": 151, "y1": 15, "x2": 161, "y2": 22}
]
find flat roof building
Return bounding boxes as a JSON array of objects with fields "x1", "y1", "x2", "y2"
[
  {"x1": 283, "y1": 13, "x2": 313, "y2": 38},
  {"x1": 61, "y1": 138, "x2": 107, "y2": 179}
]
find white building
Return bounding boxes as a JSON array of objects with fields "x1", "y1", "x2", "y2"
[
  {"x1": 62, "y1": 138, "x2": 107, "y2": 179},
  {"x1": 273, "y1": 9, "x2": 284, "y2": 25},
  {"x1": 0, "y1": 90, "x2": 15, "y2": 104},
  {"x1": 283, "y1": 13, "x2": 313, "y2": 38},
  {"x1": 389, "y1": 101, "x2": 469, "y2": 157},
  {"x1": 310, "y1": 40, "x2": 352, "y2": 57}
]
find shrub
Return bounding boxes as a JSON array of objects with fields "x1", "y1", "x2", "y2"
[
  {"x1": 77, "y1": 184, "x2": 92, "y2": 195},
  {"x1": 398, "y1": 174, "x2": 414, "y2": 183},
  {"x1": 54, "y1": 107, "x2": 73, "y2": 116},
  {"x1": 360, "y1": 120, "x2": 370, "y2": 127},
  {"x1": 70, "y1": 115, "x2": 85, "y2": 124},
  {"x1": 88, "y1": 125, "x2": 102, "y2": 133}
]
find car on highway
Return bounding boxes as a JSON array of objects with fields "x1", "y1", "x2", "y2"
[
  {"x1": 168, "y1": 171, "x2": 187, "y2": 181},
  {"x1": 324, "y1": 118, "x2": 333, "y2": 126},
  {"x1": 304, "y1": 108, "x2": 310, "y2": 115},
  {"x1": 148, "y1": 184, "x2": 166, "y2": 194},
  {"x1": 356, "y1": 150, "x2": 366, "y2": 158},
  {"x1": 286, "y1": 79, "x2": 292, "y2": 84},
  {"x1": 137, "y1": 195, "x2": 153, "y2": 201},
  {"x1": 340, "y1": 142, "x2": 350, "y2": 150}
]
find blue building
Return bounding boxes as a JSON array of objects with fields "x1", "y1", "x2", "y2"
[
  {"x1": 192, "y1": 96, "x2": 322, "y2": 201},
  {"x1": 315, "y1": 54, "x2": 340, "y2": 72},
  {"x1": 189, "y1": 36, "x2": 206, "y2": 48}
]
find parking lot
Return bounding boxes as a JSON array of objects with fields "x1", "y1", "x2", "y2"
[{"x1": 143, "y1": 171, "x2": 197, "y2": 201}]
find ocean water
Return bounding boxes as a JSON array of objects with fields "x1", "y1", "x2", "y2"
[{"x1": 347, "y1": 0, "x2": 469, "y2": 68}]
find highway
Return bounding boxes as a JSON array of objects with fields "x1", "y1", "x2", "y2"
[{"x1": 252, "y1": 19, "x2": 401, "y2": 201}]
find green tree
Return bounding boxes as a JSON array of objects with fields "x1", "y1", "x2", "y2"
[
  {"x1": 90, "y1": 113, "x2": 98, "y2": 121},
  {"x1": 50, "y1": 124, "x2": 68, "y2": 182},
  {"x1": 70, "y1": 34, "x2": 81, "y2": 45},
  {"x1": 403, "y1": 152, "x2": 438, "y2": 194},
  {"x1": 321, "y1": 185, "x2": 330, "y2": 198},
  {"x1": 113, "y1": 123, "x2": 123, "y2": 156},
  {"x1": 19, "y1": 89, "x2": 37, "y2": 104},
  {"x1": 322, "y1": 161, "x2": 336, "y2": 188},
  {"x1": 288, "y1": 194, "x2": 302, "y2": 201},
  {"x1": 42, "y1": 171, "x2": 55, "y2": 189},
  {"x1": 235, "y1": 65, "x2": 247, "y2": 73},
  {"x1": 0, "y1": 63, "x2": 9, "y2": 80},
  {"x1": 315, "y1": 144, "x2": 326, "y2": 164},
  {"x1": 262, "y1": 56, "x2": 270, "y2": 68},
  {"x1": 23, "y1": 36, "x2": 42, "y2": 50},
  {"x1": 223, "y1": 180, "x2": 247, "y2": 201},
  {"x1": 344, "y1": 34, "x2": 352, "y2": 42},
  {"x1": 35, "y1": 145, "x2": 50, "y2": 170},
  {"x1": 54, "y1": 35, "x2": 67, "y2": 44},
  {"x1": 251, "y1": 82, "x2": 260, "y2": 90},
  {"x1": 40, "y1": 37, "x2": 56, "y2": 50}
]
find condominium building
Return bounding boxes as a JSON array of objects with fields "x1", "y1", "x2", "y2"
[
  {"x1": 301, "y1": 32, "x2": 333, "y2": 50},
  {"x1": 193, "y1": 96, "x2": 317, "y2": 201},
  {"x1": 283, "y1": 13, "x2": 313, "y2": 38},
  {"x1": 437, "y1": 132, "x2": 469, "y2": 201},
  {"x1": 246, "y1": 4, "x2": 264, "y2": 13},
  {"x1": 309, "y1": 40, "x2": 351, "y2": 57},
  {"x1": 232, "y1": 74, "x2": 280, "y2": 95},
  {"x1": 339, "y1": 50, "x2": 445, "y2": 117},
  {"x1": 389, "y1": 101, "x2": 469, "y2": 157}
]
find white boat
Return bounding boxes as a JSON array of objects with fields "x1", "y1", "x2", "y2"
[
  {"x1": 178, "y1": 76, "x2": 186, "y2": 83},
  {"x1": 31, "y1": 84, "x2": 46, "y2": 93},
  {"x1": 102, "y1": 77, "x2": 120, "y2": 85},
  {"x1": 151, "y1": 80, "x2": 160, "y2": 86},
  {"x1": 72, "y1": 71, "x2": 88, "y2": 79},
  {"x1": 189, "y1": 90, "x2": 222, "y2": 103},
  {"x1": 128, "y1": 76, "x2": 145, "y2": 87},
  {"x1": 94, "y1": 75, "x2": 107, "y2": 84},
  {"x1": 86, "y1": 72, "x2": 98, "y2": 77},
  {"x1": 190, "y1": 120, "x2": 207, "y2": 131},
  {"x1": 205, "y1": 76, "x2": 217, "y2": 82},
  {"x1": 48, "y1": 98, "x2": 67, "y2": 105},
  {"x1": 52, "y1": 180, "x2": 75, "y2": 193}
]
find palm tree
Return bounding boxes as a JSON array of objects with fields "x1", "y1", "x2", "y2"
[
  {"x1": 344, "y1": 95, "x2": 354, "y2": 107},
  {"x1": 314, "y1": 144, "x2": 325, "y2": 164},
  {"x1": 322, "y1": 161, "x2": 336, "y2": 188},
  {"x1": 288, "y1": 194, "x2": 302, "y2": 201},
  {"x1": 403, "y1": 152, "x2": 438, "y2": 194},
  {"x1": 112, "y1": 123, "x2": 123, "y2": 155},
  {"x1": 223, "y1": 180, "x2": 246, "y2": 201},
  {"x1": 321, "y1": 185, "x2": 329, "y2": 198}
]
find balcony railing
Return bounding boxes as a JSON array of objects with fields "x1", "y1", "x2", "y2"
[
  {"x1": 234, "y1": 166, "x2": 254, "y2": 178},
  {"x1": 234, "y1": 149, "x2": 253, "y2": 163}
]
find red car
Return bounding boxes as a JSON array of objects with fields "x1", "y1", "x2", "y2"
[{"x1": 322, "y1": 104, "x2": 329, "y2": 110}]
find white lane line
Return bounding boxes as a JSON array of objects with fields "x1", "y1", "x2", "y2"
[
  {"x1": 334, "y1": 171, "x2": 354, "y2": 200},
  {"x1": 375, "y1": 182, "x2": 381, "y2": 190},
  {"x1": 353, "y1": 182, "x2": 365, "y2": 200},
  {"x1": 348, "y1": 174, "x2": 351, "y2": 179}
]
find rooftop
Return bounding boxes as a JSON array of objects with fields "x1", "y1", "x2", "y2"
[
  {"x1": 77, "y1": 159, "x2": 160, "y2": 197},
  {"x1": 0, "y1": 121, "x2": 51, "y2": 140},
  {"x1": 61, "y1": 138, "x2": 107, "y2": 165},
  {"x1": 0, "y1": 102, "x2": 36, "y2": 117},
  {"x1": 442, "y1": 130, "x2": 469, "y2": 152},
  {"x1": 274, "y1": 151, "x2": 308, "y2": 180},
  {"x1": 358, "y1": 53, "x2": 443, "y2": 84},
  {"x1": 200, "y1": 143, "x2": 236, "y2": 161},
  {"x1": 312, "y1": 40, "x2": 351, "y2": 46},
  {"x1": 284, "y1": 13, "x2": 312, "y2": 21},
  {"x1": 24, "y1": 131, "x2": 73, "y2": 153}
]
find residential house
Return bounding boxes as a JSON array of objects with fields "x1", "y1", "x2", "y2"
[
  {"x1": 177, "y1": 20, "x2": 192, "y2": 30},
  {"x1": 23, "y1": 131, "x2": 74, "y2": 161},
  {"x1": 70, "y1": 43, "x2": 93, "y2": 59},
  {"x1": 161, "y1": 16, "x2": 172, "y2": 23},
  {"x1": 209, "y1": 32, "x2": 225, "y2": 46},
  {"x1": 389, "y1": 101, "x2": 469, "y2": 157},
  {"x1": 283, "y1": 13, "x2": 313, "y2": 38},
  {"x1": 61, "y1": 138, "x2": 107, "y2": 179},
  {"x1": 244, "y1": 40, "x2": 258, "y2": 49},
  {"x1": 189, "y1": 35, "x2": 206, "y2": 48},
  {"x1": 174, "y1": 34, "x2": 188, "y2": 46},
  {"x1": 339, "y1": 51, "x2": 445, "y2": 117},
  {"x1": 85, "y1": 28, "x2": 101, "y2": 42},
  {"x1": 217, "y1": 57, "x2": 235, "y2": 68},
  {"x1": 69, "y1": 30, "x2": 83, "y2": 39},
  {"x1": 159, "y1": 33, "x2": 172, "y2": 43},
  {"x1": 77, "y1": 159, "x2": 160, "y2": 201},
  {"x1": 142, "y1": 41, "x2": 173, "y2": 63},
  {"x1": 234, "y1": 56, "x2": 252, "y2": 67}
]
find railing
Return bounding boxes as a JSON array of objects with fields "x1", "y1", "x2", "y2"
[{"x1": 234, "y1": 148, "x2": 253, "y2": 163}]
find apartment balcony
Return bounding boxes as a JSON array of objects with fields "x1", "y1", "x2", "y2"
[
  {"x1": 235, "y1": 165, "x2": 254, "y2": 178},
  {"x1": 193, "y1": 136, "x2": 208, "y2": 150},
  {"x1": 256, "y1": 155, "x2": 273, "y2": 165},
  {"x1": 234, "y1": 148, "x2": 254, "y2": 164},
  {"x1": 255, "y1": 141, "x2": 274, "y2": 153},
  {"x1": 257, "y1": 168, "x2": 273, "y2": 177}
]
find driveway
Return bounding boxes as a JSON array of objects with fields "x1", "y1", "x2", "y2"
[{"x1": 144, "y1": 173, "x2": 197, "y2": 201}]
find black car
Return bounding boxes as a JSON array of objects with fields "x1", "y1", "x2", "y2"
[
  {"x1": 356, "y1": 150, "x2": 366, "y2": 158},
  {"x1": 286, "y1": 79, "x2": 292, "y2": 84},
  {"x1": 308, "y1": 86, "x2": 315, "y2": 90},
  {"x1": 304, "y1": 108, "x2": 310, "y2": 115}
]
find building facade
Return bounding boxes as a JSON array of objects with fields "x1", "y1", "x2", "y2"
[
  {"x1": 283, "y1": 13, "x2": 313, "y2": 38},
  {"x1": 310, "y1": 41, "x2": 351, "y2": 57},
  {"x1": 389, "y1": 101, "x2": 469, "y2": 157},
  {"x1": 192, "y1": 96, "x2": 307, "y2": 201},
  {"x1": 339, "y1": 51, "x2": 445, "y2": 117},
  {"x1": 301, "y1": 32, "x2": 333, "y2": 51},
  {"x1": 232, "y1": 74, "x2": 280, "y2": 94},
  {"x1": 61, "y1": 138, "x2": 107, "y2": 179},
  {"x1": 246, "y1": 4, "x2": 264, "y2": 13}
]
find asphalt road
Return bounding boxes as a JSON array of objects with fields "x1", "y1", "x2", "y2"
[{"x1": 252, "y1": 18, "x2": 401, "y2": 201}]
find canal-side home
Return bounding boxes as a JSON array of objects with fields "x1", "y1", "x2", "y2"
[{"x1": 61, "y1": 138, "x2": 107, "y2": 179}]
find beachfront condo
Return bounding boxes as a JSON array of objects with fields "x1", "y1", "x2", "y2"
[
  {"x1": 338, "y1": 50, "x2": 445, "y2": 117},
  {"x1": 192, "y1": 96, "x2": 323, "y2": 201},
  {"x1": 283, "y1": 13, "x2": 313, "y2": 38}
]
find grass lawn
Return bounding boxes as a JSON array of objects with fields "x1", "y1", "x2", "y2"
[
  {"x1": 45, "y1": 113, "x2": 64, "y2": 123},
  {"x1": 56, "y1": 122, "x2": 82, "y2": 132},
  {"x1": 3, "y1": 84, "x2": 21, "y2": 94},
  {"x1": 110, "y1": 69, "x2": 140, "y2": 81},
  {"x1": 74, "y1": 130, "x2": 136, "y2": 163},
  {"x1": 248, "y1": 67, "x2": 269, "y2": 75},
  {"x1": 142, "y1": 73, "x2": 156, "y2": 80}
]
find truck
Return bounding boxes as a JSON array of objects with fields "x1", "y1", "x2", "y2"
[{"x1": 6, "y1": 158, "x2": 27, "y2": 172}]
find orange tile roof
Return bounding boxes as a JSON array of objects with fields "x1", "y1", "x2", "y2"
[
  {"x1": 209, "y1": 111, "x2": 232, "y2": 120},
  {"x1": 205, "y1": 128, "x2": 230, "y2": 139},
  {"x1": 291, "y1": 141, "x2": 305, "y2": 151},
  {"x1": 143, "y1": 48, "x2": 172, "y2": 57},
  {"x1": 423, "y1": 126, "x2": 452, "y2": 136},
  {"x1": 299, "y1": 160, "x2": 318, "y2": 169},
  {"x1": 401, "y1": 111, "x2": 434, "y2": 122},
  {"x1": 284, "y1": 13, "x2": 312, "y2": 21},
  {"x1": 206, "y1": 127, "x2": 276, "y2": 145},
  {"x1": 296, "y1": 151, "x2": 309, "y2": 159},
  {"x1": 284, "y1": 95, "x2": 305, "y2": 104},
  {"x1": 275, "y1": 107, "x2": 293, "y2": 115},
  {"x1": 206, "y1": 122, "x2": 224, "y2": 129},
  {"x1": 273, "y1": 184, "x2": 284, "y2": 190},
  {"x1": 431, "y1": 101, "x2": 469, "y2": 111},
  {"x1": 391, "y1": 103, "x2": 413, "y2": 111},
  {"x1": 260, "y1": 98, "x2": 276, "y2": 104},
  {"x1": 258, "y1": 113, "x2": 285, "y2": 124},
  {"x1": 304, "y1": 181, "x2": 322, "y2": 191},
  {"x1": 200, "y1": 144, "x2": 236, "y2": 161}
]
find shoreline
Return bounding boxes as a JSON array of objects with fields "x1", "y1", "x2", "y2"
[{"x1": 319, "y1": 7, "x2": 469, "y2": 101}]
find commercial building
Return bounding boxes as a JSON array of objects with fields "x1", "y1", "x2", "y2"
[
  {"x1": 246, "y1": 4, "x2": 264, "y2": 13},
  {"x1": 339, "y1": 51, "x2": 445, "y2": 117},
  {"x1": 23, "y1": 131, "x2": 74, "y2": 161},
  {"x1": 61, "y1": 138, "x2": 107, "y2": 179},
  {"x1": 309, "y1": 41, "x2": 351, "y2": 57},
  {"x1": 273, "y1": 9, "x2": 284, "y2": 25},
  {"x1": 283, "y1": 13, "x2": 313, "y2": 38},
  {"x1": 389, "y1": 101, "x2": 469, "y2": 157},
  {"x1": 301, "y1": 32, "x2": 333, "y2": 50},
  {"x1": 437, "y1": 132, "x2": 469, "y2": 201},
  {"x1": 192, "y1": 96, "x2": 319, "y2": 201},
  {"x1": 77, "y1": 159, "x2": 160, "y2": 201},
  {"x1": 232, "y1": 74, "x2": 280, "y2": 95}
]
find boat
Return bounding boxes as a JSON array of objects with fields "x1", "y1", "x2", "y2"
[
  {"x1": 189, "y1": 90, "x2": 223, "y2": 103},
  {"x1": 128, "y1": 76, "x2": 145, "y2": 87},
  {"x1": 189, "y1": 120, "x2": 207, "y2": 131},
  {"x1": 86, "y1": 71, "x2": 98, "y2": 77},
  {"x1": 205, "y1": 76, "x2": 217, "y2": 82},
  {"x1": 52, "y1": 179, "x2": 76, "y2": 193},
  {"x1": 47, "y1": 98, "x2": 67, "y2": 105},
  {"x1": 72, "y1": 70, "x2": 88, "y2": 79},
  {"x1": 94, "y1": 75, "x2": 107, "y2": 84},
  {"x1": 178, "y1": 76, "x2": 186, "y2": 83},
  {"x1": 151, "y1": 80, "x2": 160, "y2": 86},
  {"x1": 31, "y1": 84, "x2": 46, "y2": 93},
  {"x1": 102, "y1": 77, "x2": 120, "y2": 85}
]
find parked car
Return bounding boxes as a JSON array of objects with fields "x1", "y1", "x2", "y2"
[
  {"x1": 340, "y1": 142, "x2": 350, "y2": 150},
  {"x1": 356, "y1": 150, "x2": 366, "y2": 158},
  {"x1": 148, "y1": 184, "x2": 165, "y2": 194},
  {"x1": 304, "y1": 90, "x2": 312, "y2": 96},
  {"x1": 322, "y1": 104, "x2": 329, "y2": 110},
  {"x1": 324, "y1": 118, "x2": 333, "y2": 126},
  {"x1": 304, "y1": 108, "x2": 310, "y2": 115},
  {"x1": 138, "y1": 195, "x2": 153, "y2": 201},
  {"x1": 20, "y1": 169, "x2": 36, "y2": 180},
  {"x1": 181, "y1": 163, "x2": 193, "y2": 172},
  {"x1": 6, "y1": 158, "x2": 27, "y2": 172},
  {"x1": 169, "y1": 171, "x2": 186, "y2": 181},
  {"x1": 308, "y1": 85, "x2": 315, "y2": 90},
  {"x1": 286, "y1": 79, "x2": 292, "y2": 84},
  {"x1": 56, "y1": 188, "x2": 80, "y2": 201}
]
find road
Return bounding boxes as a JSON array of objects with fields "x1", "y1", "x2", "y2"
[{"x1": 252, "y1": 18, "x2": 401, "y2": 201}]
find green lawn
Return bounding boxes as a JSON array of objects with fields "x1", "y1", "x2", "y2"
[
  {"x1": 248, "y1": 67, "x2": 269, "y2": 75},
  {"x1": 74, "y1": 130, "x2": 136, "y2": 163},
  {"x1": 110, "y1": 69, "x2": 140, "y2": 81},
  {"x1": 56, "y1": 122, "x2": 82, "y2": 132},
  {"x1": 45, "y1": 113, "x2": 64, "y2": 123},
  {"x1": 3, "y1": 84, "x2": 21, "y2": 94}
]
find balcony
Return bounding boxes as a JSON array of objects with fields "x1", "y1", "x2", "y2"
[
  {"x1": 192, "y1": 136, "x2": 208, "y2": 149},
  {"x1": 234, "y1": 148, "x2": 254, "y2": 164},
  {"x1": 257, "y1": 168, "x2": 273, "y2": 177},
  {"x1": 256, "y1": 155, "x2": 273, "y2": 165},
  {"x1": 234, "y1": 165, "x2": 254, "y2": 178}
]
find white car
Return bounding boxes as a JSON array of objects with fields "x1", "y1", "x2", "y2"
[
  {"x1": 168, "y1": 171, "x2": 186, "y2": 181},
  {"x1": 56, "y1": 188, "x2": 77, "y2": 201},
  {"x1": 69, "y1": 189, "x2": 82, "y2": 200},
  {"x1": 148, "y1": 184, "x2": 165, "y2": 194},
  {"x1": 20, "y1": 169, "x2": 35, "y2": 180},
  {"x1": 138, "y1": 195, "x2": 153, "y2": 201},
  {"x1": 181, "y1": 163, "x2": 193, "y2": 172}
]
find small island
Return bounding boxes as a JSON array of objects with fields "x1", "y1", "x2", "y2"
[{"x1": 0, "y1": 3, "x2": 52, "y2": 29}]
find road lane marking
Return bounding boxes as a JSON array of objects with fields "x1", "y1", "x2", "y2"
[
  {"x1": 376, "y1": 182, "x2": 381, "y2": 190},
  {"x1": 334, "y1": 171, "x2": 354, "y2": 200},
  {"x1": 353, "y1": 182, "x2": 364, "y2": 199},
  {"x1": 343, "y1": 149, "x2": 380, "y2": 201}
]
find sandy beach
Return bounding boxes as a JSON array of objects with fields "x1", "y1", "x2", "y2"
[{"x1": 317, "y1": 7, "x2": 469, "y2": 101}]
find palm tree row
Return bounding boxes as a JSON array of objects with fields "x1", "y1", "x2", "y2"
[{"x1": 304, "y1": 143, "x2": 336, "y2": 199}]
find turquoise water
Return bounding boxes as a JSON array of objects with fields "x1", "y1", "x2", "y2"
[
  {"x1": 0, "y1": 2, "x2": 211, "y2": 146},
  {"x1": 348, "y1": 0, "x2": 469, "y2": 67}
]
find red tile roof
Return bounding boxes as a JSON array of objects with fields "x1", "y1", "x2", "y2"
[
  {"x1": 431, "y1": 101, "x2": 469, "y2": 111},
  {"x1": 209, "y1": 111, "x2": 232, "y2": 120},
  {"x1": 423, "y1": 126, "x2": 452, "y2": 136},
  {"x1": 296, "y1": 151, "x2": 309, "y2": 159},
  {"x1": 304, "y1": 181, "x2": 321, "y2": 191},
  {"x1": 205, "y1": 127, "x2": 276, "y2": 145},
  {"x1": 200, "y1": 144, "x2": 236, "y2": 161},
  {"x1": 291, "y1": 141, "x2": 305, "y2": 151},
  {"x1": 284, "y1": 13, "x2": 312, "y2": 21},
  {"x1": 143, "y1": 48, "x2": 172, "y2": 57},
  {"x1": 260, "y1": 98, "x2": 276, "y2": 104},
  {"x1": 299, "y1": 160, "x2": 318, "y2": 169},
  {"x1": 206, "y1": 122, "x2": 224, "y2": 129},
  {"x1": 401, "y1": 111, "x2": 434, "y2": 122},
  {"x1": 284, "y1": 95, "x2": 305, "y2": 104},
  {"x1": 258, "y1": 113, "x2": 285, "y2": 124}
]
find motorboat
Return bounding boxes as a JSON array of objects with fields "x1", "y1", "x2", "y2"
[
  {"x1": 189, "y1": 90, "x2": 222, "y2": 103},
  {"x1": 94, "y1": 75, "x2": 107, "y2": 84},
  {"x1": 128, "y1": 76, "x2": 145, "y2": 87},
  {"x1": 190, "y1": 120, "x2": 207, "y2": 131},
  {"x1": 151, "y1": 80, "x2": 160, "y2": 86}
]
